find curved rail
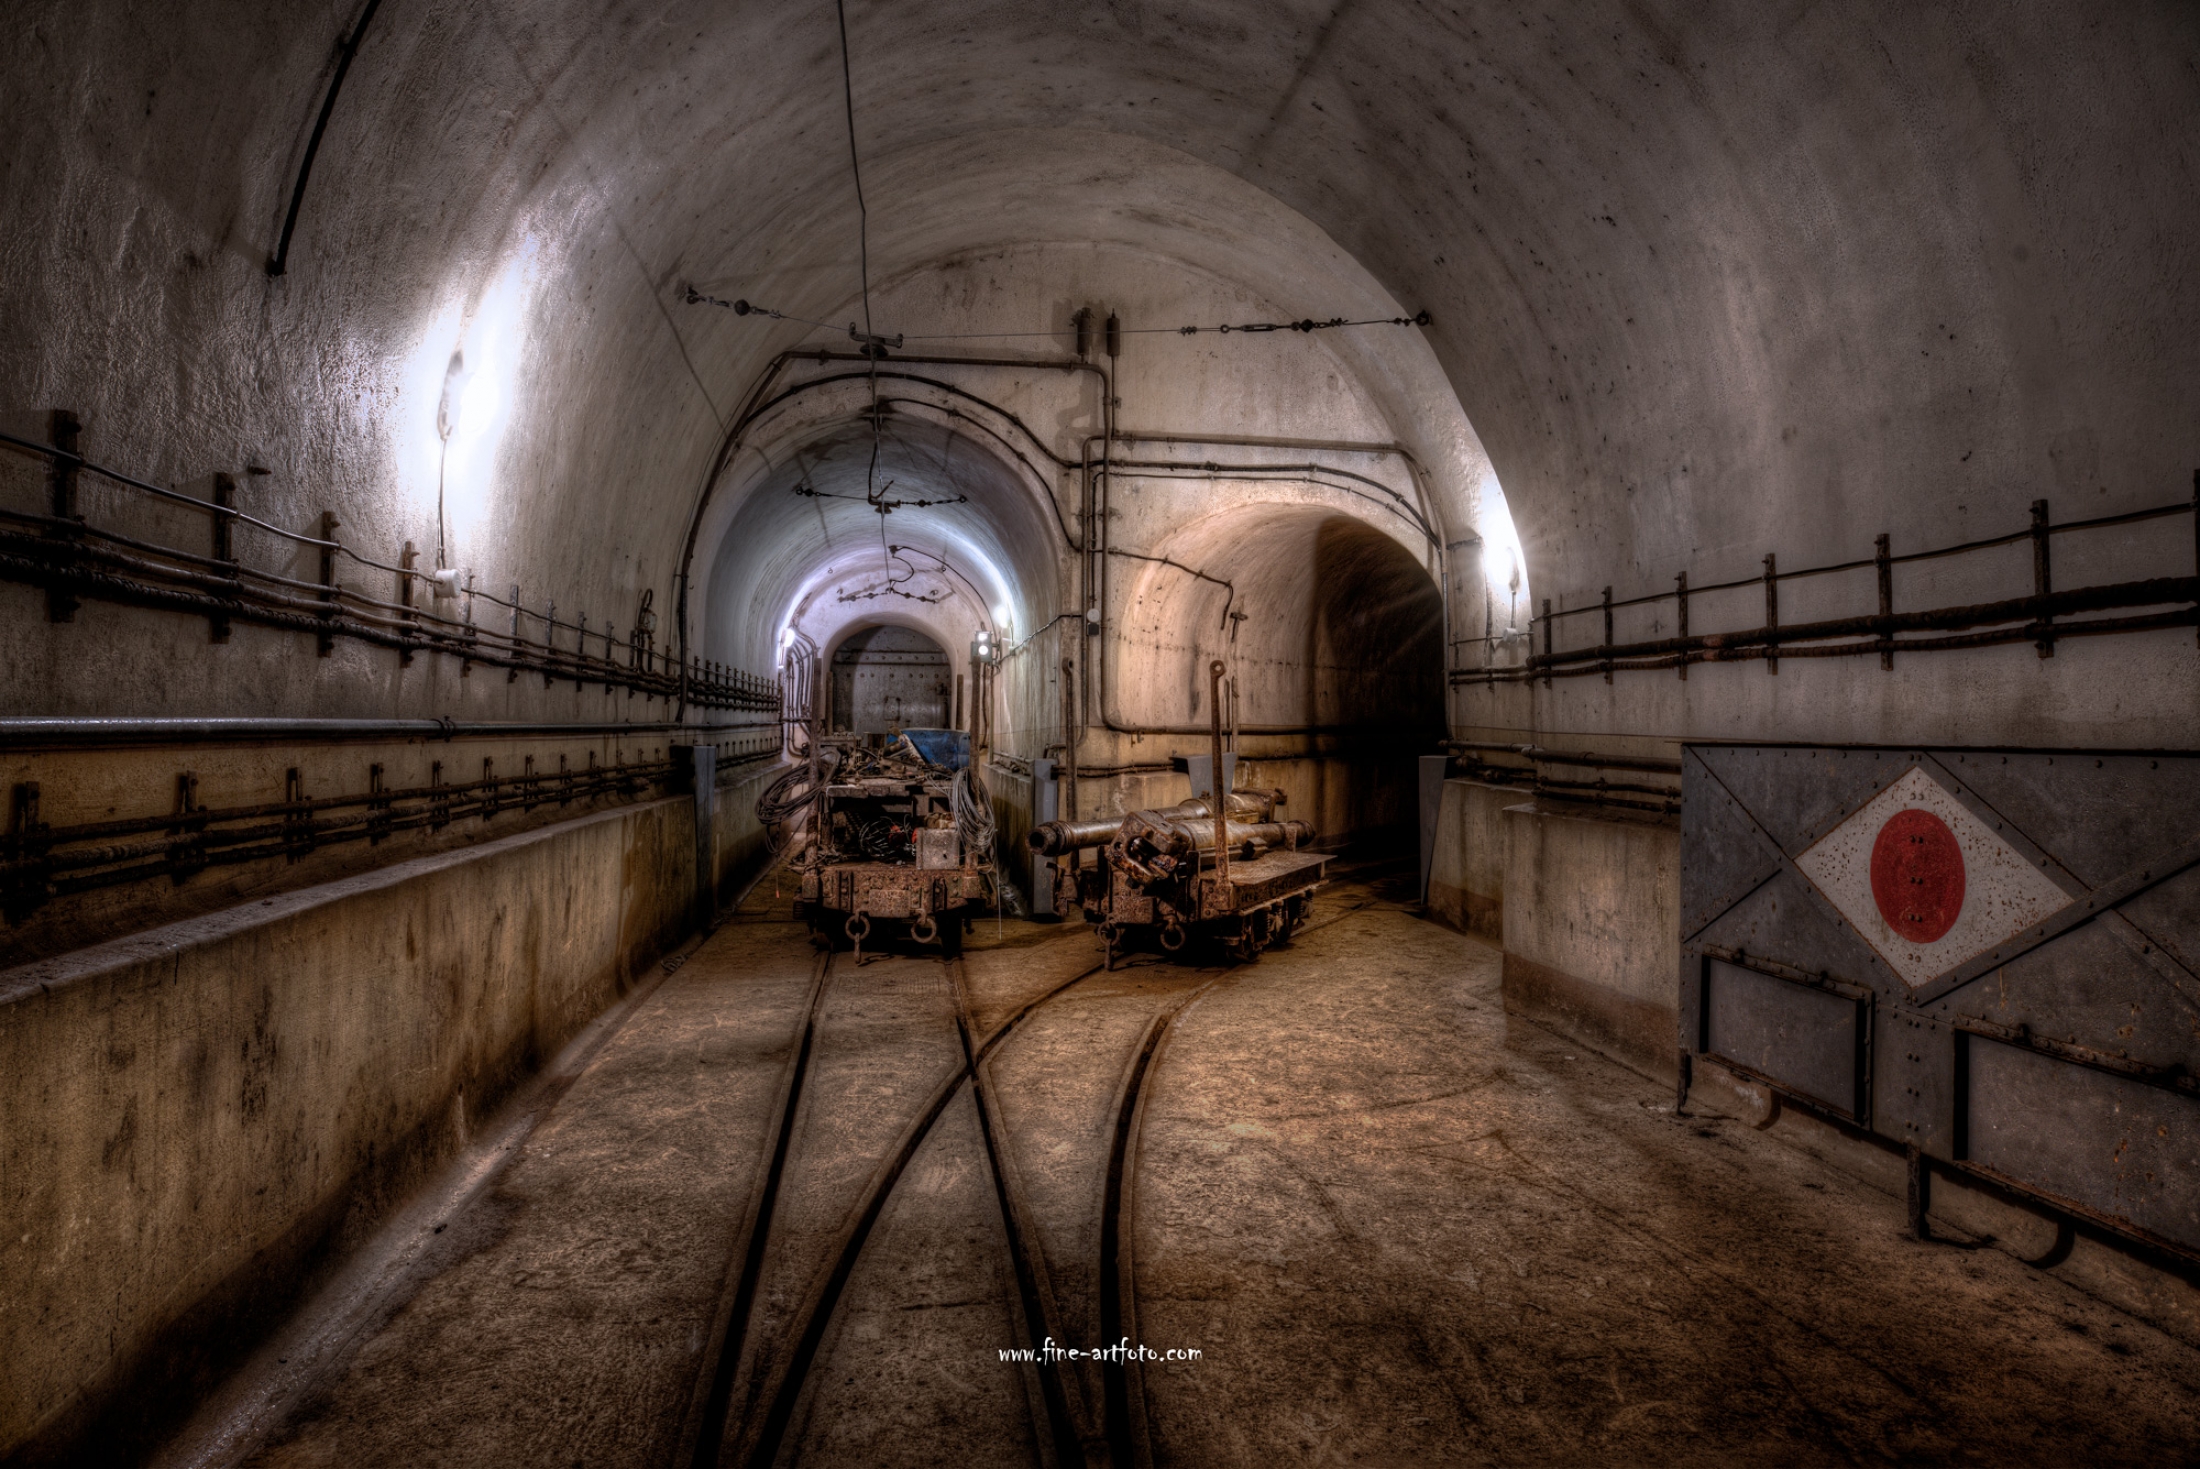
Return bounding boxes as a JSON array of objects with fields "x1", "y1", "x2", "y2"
[
  {"x1": 698, "y1": 873, "x2": 1395, "y2": 1467},
  {"x1": 710, "y1": 948, "x2": 1110, "y2": 1467},
  {"x1": 1098, "y1": 984, "x2": 1213, "y2": 1468}
]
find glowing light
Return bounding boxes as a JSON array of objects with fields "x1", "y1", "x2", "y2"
[
  {"x1": 1476, "y1": 489, "x2": 1529, "y2": 630},
  {"x1": 403, "y1": 236, "x2": 543, "y2": 560},
  {"x1": 1481, "y1": 537, "x2": 1520, "y2": 597}
]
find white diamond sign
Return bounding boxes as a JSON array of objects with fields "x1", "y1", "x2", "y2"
[{"x1": 1793, "y1": 766, "x2": 2072, "y2": 989}]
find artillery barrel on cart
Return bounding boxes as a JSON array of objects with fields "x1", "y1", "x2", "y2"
[{"x1": 1031, "y1": 789, "x2": 1327, "y2": 964}]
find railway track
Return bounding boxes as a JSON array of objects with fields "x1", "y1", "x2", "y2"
[{"x1": 679, "y1": 932, "x2": 1231, "y2": 1469}]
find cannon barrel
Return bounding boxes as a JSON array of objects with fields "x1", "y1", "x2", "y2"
[
  {"x1": 1028, "y1": 818, "x2": 1125, "y2": 855},
  {"x1": 1028, "y1": 792, "x2": 1279, "y2": 857},
  {"x1": 1141, "y1": 817, "x2": 1317, "y2": 855}
]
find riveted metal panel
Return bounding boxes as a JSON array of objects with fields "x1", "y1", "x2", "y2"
[
  {"x1": 1964, "y1": 1033, "x2": 2200, "y2": 1254},
  {"x1": 1703, "y1": 958, "x2": 1868, "y2": 1120},
  {"x1": 1875, "y1": 1007, "x2": 1957, "y2": 1158},
  {"x1": 1682, "y1": 743, "x2": 2200, "y2": 1259}
]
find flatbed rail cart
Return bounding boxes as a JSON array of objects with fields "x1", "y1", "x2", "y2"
[{"x1": 1027, "y1": 661, "x2": 1327, "y2": 964}]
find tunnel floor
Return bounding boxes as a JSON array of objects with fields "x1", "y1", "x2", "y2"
[{"x1": 156, "y1": 859, "x2": 2200, "y2": 1467}]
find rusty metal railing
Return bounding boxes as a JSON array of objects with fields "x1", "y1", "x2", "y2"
[
  {"x1": 1453, "y1": 480, "x2": 2200, "y2": 686},
  {"x1": 0, "y1": 419, "x2": 778, "y2": 714}
]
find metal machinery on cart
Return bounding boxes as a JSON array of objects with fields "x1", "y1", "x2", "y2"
[
  {"x1": 1028, "y1": 660, "x2": 1327, "y2": 964},
  {"x1": 762, "y1": 728, "x2": 994, "y2": 956}
]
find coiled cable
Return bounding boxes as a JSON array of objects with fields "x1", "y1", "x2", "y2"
[{"x1": 952, "y1": 764, "x2": 995, "y2": 867}]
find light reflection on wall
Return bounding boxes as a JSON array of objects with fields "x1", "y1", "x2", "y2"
[
  {"x1": 1478, "y1": 482, "x2": 1530, "y2": 634},
  {"x1": 403, "y1": 236, "x2": 542, "y2": 566}
]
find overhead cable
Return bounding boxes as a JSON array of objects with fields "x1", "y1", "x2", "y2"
[{"x1": 682, "y1": 297, "x2": 1431, "y2": 344}]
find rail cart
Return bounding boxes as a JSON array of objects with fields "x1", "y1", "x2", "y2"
[
  {"x1": 765, "y1": 731, "x2": 994, "y2": 956},
  {"x1": 1028, "y1": 660, "x2": 1328, "y2": 964}
]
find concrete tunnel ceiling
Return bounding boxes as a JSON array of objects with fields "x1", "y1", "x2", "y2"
[
  {"x1": 675, "y1": 130, "x2": 1498, "y2": 704},
  {"x1": 702, "y1": 412, "x2": 1053, "y2": 678},
  {"x1": 3, "y1": 0, "x2": 2194, "y2": 731}
]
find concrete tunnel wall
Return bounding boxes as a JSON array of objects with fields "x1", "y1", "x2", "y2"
[{"x1": 0, "y1": 758, "x2": 780, "y2": 1460}]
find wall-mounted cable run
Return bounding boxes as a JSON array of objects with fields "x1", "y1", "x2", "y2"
[
  {"x1": 0, "y1": 420, "x2": 780, "y2": 714},
  {"x1": 1453, "y1": 480, "x2": 2200, "y2": 686},
  {"x1": 1, "y1": 744, "x2": 791, "y2": 923}
]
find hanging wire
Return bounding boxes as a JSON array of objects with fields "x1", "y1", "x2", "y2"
[
  {"x1": 836, "y1": 0, "x2": 872, "y2": 348},
  {"x1": 682, "y1": 296, "x2": 1432, "y2": 343},
  {"x1": 834, "y1": 0, "x2": 893, "y2": 533},
  {"x1": 681, "y1": 289, "x2": 839, "y2": 336}
]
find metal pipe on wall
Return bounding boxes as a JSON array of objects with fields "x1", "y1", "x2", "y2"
[{"x1": 0, "y1": 717, "x2": 779, "y2": 750}]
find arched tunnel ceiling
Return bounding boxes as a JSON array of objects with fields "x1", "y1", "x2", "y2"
[
  {"x1": 4, "y1": 0, "x2": 2196, "y2": 681},
  {"x1": 704, "y1": 411, "x2": 1055, "y2": 676}
]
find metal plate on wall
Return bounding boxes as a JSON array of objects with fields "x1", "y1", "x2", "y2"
[
  {"x1": 1681, "y1": 744, "x2": 2200, "y2": 1258},
  {"x1": 1702, "y1": 958, "x2": 1868, "y2": 1120},
  {"x1": 1964, "y1": 1032, "x2": 2200, "y2": 1255}
]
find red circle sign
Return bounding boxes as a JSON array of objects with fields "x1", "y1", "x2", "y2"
[{"x1": 1870, "y1": 808, "x2": 1965, "y2": 943}]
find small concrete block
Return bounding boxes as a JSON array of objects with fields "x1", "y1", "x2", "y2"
[{"x1": 1690, "y1": 1057, "x2": 1778, "y2": 1128}]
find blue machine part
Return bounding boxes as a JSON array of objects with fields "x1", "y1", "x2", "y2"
[{"x1": 897, "y1": 728, "x2": 970, "y2": 771}]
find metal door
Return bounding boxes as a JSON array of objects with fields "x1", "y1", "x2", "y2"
[{"x1": 1681, "y1": 745, "x2": 2200, "y2": 1259}]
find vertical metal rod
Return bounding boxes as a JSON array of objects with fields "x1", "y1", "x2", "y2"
[
  {"x1": 460, "y1": 572, "x2": 476, "y2": 676},
  {"x1": 2031, "y1": 499, "x2": 2055, "y2": 658},
  {"x1": 45, "y1": 410, "x2": 81, "y2": 622},
  {"x1": 1674, "y1": 572, "x2": 1688, "y2": 681},
  {"x1": 508, "y1": 587, "x2": 523, "y2": 682},
  {"x1": 397, "y1": 539, "x2": 416, "y2": 666},
  {"x1": 1762, "y1": 554, "x2": 1778, "y2": 675},
  {"x1": 316, "y1": 511, "x2": 340, "y2": 656},
  {"x1": 1875, "y1": 533, "x2": 1894, "y2": 671},
  {"x1": 1060, "y1": 655, "x2": 1077, "y2": 825},
  {"x1": 545, "y1": 603, "x2": 560, "y2": 688},
  {"x1": 209, "y1": 472, "x2": 236, "y2": 644},
  {"x1": 1906, "y1": 1143, "x2": 1930, "y2": 1241},
  {"x1": 2191, "y1": 469, "x2": 2198, "y2": 650},
  {"x1": 1541, "y1": 598, "x2": 1553, "y2": 689},
  {"x1": 1207, "y1": 659, "x2": 1230, "y2": 891},
  {"x1": 1601, "y1": 585, "x2": 1614, "y2": 684}
]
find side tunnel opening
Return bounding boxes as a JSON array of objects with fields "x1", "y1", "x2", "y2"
[{"x1": 1107, "y1": 505, "x2": 1444, "y2": 853}]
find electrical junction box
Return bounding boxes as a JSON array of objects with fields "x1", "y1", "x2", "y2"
[{"x1": 916, "y1": 828, "x2": 962, "y2": 870}]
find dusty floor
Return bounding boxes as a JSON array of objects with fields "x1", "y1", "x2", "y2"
[{"x1": 153, "y1": 859, "x2": 2200, "y2": 1466}]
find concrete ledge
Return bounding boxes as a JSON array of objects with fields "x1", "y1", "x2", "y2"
[
  {"x1": 1499, "y1": 799, "x2": 1680, "y2": 1083},
  {"x1": 0, "y1": 796, "x2": 699, "y2": 1463},
  {"x1": 1502, "y1": 951, "x2": 1675, "y2": 1084},
  {"x1": 1424, "y1": 778, "x2": 1524, "y2": 940},
  {"x1": 1426, "y1": 879, "x2": 1501, "y2": 939}
]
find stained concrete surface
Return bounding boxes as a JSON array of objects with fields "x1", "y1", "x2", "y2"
[
  {"x1": 167, "y1": 918, "x2": 820, "y2": 1468},
  {"x1": 161, "y1": 861, "x2": 2200, "y2": 1465}
]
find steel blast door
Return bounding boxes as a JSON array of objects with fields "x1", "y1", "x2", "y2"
[{"x1": 1680, "y1": 745, "x2": 2200, "y2": 1259}]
